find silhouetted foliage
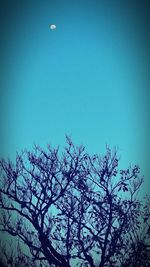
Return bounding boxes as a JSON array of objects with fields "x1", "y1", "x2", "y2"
[{"x1": 0, "y1": 137, "x2": 150, "y2": 267}]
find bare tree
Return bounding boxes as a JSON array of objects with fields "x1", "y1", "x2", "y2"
[{"x1": 0, "y1": 137, "x2": 149, "y2": 267}]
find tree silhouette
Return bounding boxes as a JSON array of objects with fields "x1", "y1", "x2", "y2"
[{"x1": 0, "y1": 137, "x2": 150, "y2": 267}]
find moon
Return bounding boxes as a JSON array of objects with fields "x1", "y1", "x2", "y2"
[{"x1": 49, "y1": 24, "x2": 56, "y2": 30}]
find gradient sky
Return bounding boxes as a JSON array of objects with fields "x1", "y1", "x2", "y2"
[{"x1": 0, "y1": 0, "x2": 150, "y2": 195}]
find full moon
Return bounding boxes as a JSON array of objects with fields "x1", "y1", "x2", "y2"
[{"x1": 49, "y1": 24, "x2": 56, "y2": 30}]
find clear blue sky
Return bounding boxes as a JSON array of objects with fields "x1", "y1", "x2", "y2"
[{"x1": 0, "y1": 0, "x2": 150, "y2": 195}]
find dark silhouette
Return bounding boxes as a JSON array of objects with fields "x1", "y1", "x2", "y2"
[{"x1": 0, "y1": 137, "x2": 150, "y2": 267}]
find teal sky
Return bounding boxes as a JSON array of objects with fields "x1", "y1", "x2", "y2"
[{"x1": 0, "y1": 0, "x2": 150, "y2": 195}]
